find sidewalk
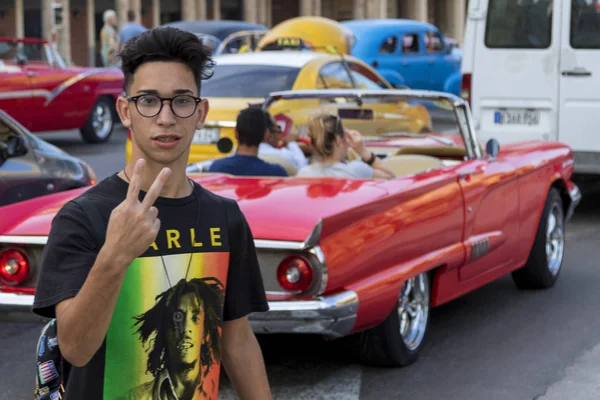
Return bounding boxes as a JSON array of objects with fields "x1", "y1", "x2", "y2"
[{"x1": 537, "y1": 341, "x2": 600, "y2": 399}]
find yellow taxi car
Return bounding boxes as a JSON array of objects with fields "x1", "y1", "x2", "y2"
[
  {"x1": 257, "y1": 16, "x2": 355, "y2": 55},
  {"x1": 125, "y1": 51, "x2": 432, "y2": 164}
]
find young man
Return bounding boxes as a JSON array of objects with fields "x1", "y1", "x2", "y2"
[
  {"x1": 258, "y1": 111, "x2": 308, "y2": 171},
  {"x1": 208, "y1": 108, "x2": 288, "y2": 177},
  {"x1": 32, "y1": 27, "x2": 272, "y2": 400}
]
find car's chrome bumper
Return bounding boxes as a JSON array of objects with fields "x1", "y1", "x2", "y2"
[
  {"x1": 249, "y1": 290, "x2": 359, "y2": 338},
  {"x1": 566, "y1": 184, "x2": 582, "y2": 222},
  {"x1": 0, "y1": 292, "x2": 33, "y2": 312},
  {"x1": 0, "y1": 290, "x2": 360, "y2": 338}
]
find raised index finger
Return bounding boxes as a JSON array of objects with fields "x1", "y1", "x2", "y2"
[
  {"x1": 126, "y1": 159, "x2": 146, "y2": 203},
  {"x1": 141, "y1": 168, "x2": 172, "y2": 209}
]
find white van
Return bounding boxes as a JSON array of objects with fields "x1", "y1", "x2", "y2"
[{"x1": 461, "y1": 0, "x2": 600, "y2": 175}]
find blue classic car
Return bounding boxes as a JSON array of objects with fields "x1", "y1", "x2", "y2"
[{"x1": 342, "y1": 19, "x2": 463, "y2": 95}]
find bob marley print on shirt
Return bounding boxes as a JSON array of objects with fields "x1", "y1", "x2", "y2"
[{"x1": 108, "y1": 252, "x2": 230, "y2": 400}]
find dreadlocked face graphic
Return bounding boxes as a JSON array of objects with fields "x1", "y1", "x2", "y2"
[{"x1": 132, "y1": 277, "x2": 225, "y2": 399}]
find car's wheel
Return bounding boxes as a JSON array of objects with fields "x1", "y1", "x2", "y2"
[
  {"x1": 80, "y1": 97, "x2": 114, "y2": 143},
  {"x1": 512, "y1": 187, "x2": 565, "y2": 290},
  {"x1": 359, "y1": 272, "x2": 430, "y2": 367}
]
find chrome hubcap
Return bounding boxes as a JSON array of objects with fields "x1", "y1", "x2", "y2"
[
  {"x1": 398, "y1": 273, "x2": 429, "y2": 351},
  {"x1": 546, "y1": 202, "x2": 565, "y2": 276},
  {"x1": 92, "y1": 103, "x2": 112, "y2": 139}
]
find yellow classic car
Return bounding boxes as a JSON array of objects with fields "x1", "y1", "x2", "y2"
[
  {"x1": 257, "y1": 16, "x2": 355, "y2": 55},
  {"x1": 125, "y1": 51, "x2": 432, "y2": 164}
]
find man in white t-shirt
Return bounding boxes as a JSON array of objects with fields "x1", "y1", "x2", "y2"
[{"x1": 258, "y1": 112, "x2": 308, "y2": 170}]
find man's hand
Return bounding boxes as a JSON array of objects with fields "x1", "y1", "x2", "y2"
[{"x1": 102, "y1": 158, "x2": 171, "y2": 266}]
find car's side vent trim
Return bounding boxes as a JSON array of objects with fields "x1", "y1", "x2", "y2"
[{"x1": 471, "y1": 238, "x2": 490, "y2": 260}]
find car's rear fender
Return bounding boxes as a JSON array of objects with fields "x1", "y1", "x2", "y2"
[{"x1": 315, "y1": 174, "x2": 467, "y2": 333}]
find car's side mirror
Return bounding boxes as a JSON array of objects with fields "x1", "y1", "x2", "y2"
[{"x1": 486, "y1": 138, "x2": 500, "y2": 160}]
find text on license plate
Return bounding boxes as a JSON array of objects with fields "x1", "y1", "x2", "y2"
[
  {"x1": 494, "y1": 110, "x2": 540, "y2": 126},
  {"x1": 193, "y1": 128, "x2": 220, "y2": 144}
]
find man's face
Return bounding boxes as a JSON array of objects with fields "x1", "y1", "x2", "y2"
[
  {"x1": 117, "y1": 61, "x2": 209, "y2": 166},
  {"x1": 167, "y1": 292, "x2": 205, "y2": 368},
  {"x1": 265, "y1": 117, "x2": 281, "y2": 147}
]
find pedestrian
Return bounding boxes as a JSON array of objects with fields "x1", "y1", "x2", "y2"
[
  {"x1": 32, "y1": 26, "x2": 272, "y2": 400},
  {"x1": 100, "y1": 9, "x2": 119, "y2": 67},
  {"x1": 119, "y1": 9, "x2": 147, "y2": 47}
]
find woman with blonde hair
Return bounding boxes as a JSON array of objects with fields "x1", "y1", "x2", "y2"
[{"x1": 297, "y1": 112, "x2": 395, "y2": 179}]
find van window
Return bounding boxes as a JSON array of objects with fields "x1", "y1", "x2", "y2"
[
  {"x1": 484, "y1": 0, "x2": 553, "y2": 49},
  {"x1": 570, "y1": 0, "x2": 600, "y2": 48}
]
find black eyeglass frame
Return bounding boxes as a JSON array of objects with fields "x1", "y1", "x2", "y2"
[{"x1": 127, "y1": 94, "x2": 203, "y2": 119}]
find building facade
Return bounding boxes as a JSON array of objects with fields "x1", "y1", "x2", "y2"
[{"x1": 0, "y1": 0, "x2": 466, "y2": 67}]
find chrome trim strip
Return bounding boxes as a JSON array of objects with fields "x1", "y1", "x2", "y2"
[
  {"x1": 1, "y1": 223, "x2": 323, "y2": 250},
  {"x1": 253, "y1": 219, "x2": 323, "y2": 251},
  {"x1": 249, "y1": 290, "x2": 358, "y2": 337},
  {"x1": 0, "y1": 90, "x2": 51, "y2": 101},
  {"x1": 308, "y1": 245, "x2": 328, "y2": 295},
  {"x1": 44, "y1": 69, "x2": 105, "y2": 106},
  {"x1": 203, "y1": 120, "x2": 236, "y2": 128},
  {"x1": 0, "y1": 236, "x2": 48, "y2": 245},
  {"x1": 0, "y1": 292, "x2": 34, "y2": 312},
  {"x1": 566, "y1": 184, "x2": 582, "y2": 222}
]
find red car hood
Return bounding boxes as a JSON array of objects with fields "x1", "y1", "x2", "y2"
[{"x1": 0, "y1": 175, "x2": 390, "y2": 243}]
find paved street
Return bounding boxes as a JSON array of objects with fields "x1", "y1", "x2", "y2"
[{"x1": 2, "y1": 126, "x2": 600, "y2": 399}]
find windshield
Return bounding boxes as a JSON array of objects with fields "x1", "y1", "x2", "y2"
[
  {"x1": 263, "y1": 92, "x2": 478, "y2": 160},
  {"x1": 0, "y1": 41, "x2": 66, "y2": 68},
  {"x1": 201, "y1": 65, "x2": 300, "y2": 98}
]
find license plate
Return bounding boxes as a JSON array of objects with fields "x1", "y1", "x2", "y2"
[
  {"x1": 494, "y1": 109, "x2": 540, "y2": 126},
  {"x1": 192, "y1": 128, "x2": 220, "y2": 144}
]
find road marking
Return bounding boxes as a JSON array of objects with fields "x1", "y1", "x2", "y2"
[{"x1": 218, "y1": 364, "x2": 362, "y2": 400}]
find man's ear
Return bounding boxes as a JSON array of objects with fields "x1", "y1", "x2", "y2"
[
  {"x1": 116, "y1": 96, "x2": 132, "y2": 128},
  {"x1": 195, "y1": 99, "x2": 210, "y2": 130}
]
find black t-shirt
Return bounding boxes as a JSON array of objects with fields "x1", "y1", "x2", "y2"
[{"x1": 32, "y1": 174, "x2": 269, "y2": 400}]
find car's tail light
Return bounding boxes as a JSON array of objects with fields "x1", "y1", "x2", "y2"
[
  {"x1": 461, "y1": 73, "x2": 472, "y2": 106},
  {"x1": 276, "y1": 255, "x2": 313, "y2": 293},
  {"x1": 0, "y1": 249, "x2": 30, "y2": 286}
]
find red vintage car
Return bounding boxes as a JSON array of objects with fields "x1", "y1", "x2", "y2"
[
  {"x1": 0, "y1": 89, "x2": 581, "y2": 367},
  {"x1": 0, "y1": 37, "x2": 123, "y2": 143}
]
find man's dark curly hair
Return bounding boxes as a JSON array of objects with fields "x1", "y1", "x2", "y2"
[
  {"x1": 132, "y1": 277, "x2": 225, "y2": 378},
  {"x1": 119, "y1": 26, "x2": 215, "y2": 94}
]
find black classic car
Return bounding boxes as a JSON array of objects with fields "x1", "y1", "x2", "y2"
[{"x1": 0, "y1": 109, "x2": 97, "y2": 207}]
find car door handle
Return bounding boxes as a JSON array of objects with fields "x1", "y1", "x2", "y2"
[{"x1": 562, "y1": 68, "x2": 591, "y2": 77}]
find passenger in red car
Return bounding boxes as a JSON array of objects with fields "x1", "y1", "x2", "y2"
[{"x1": 297, "y1": 112, "x2": 395, "y2": 179}]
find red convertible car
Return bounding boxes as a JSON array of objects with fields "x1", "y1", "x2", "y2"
[
  {"x1": 0, "y1": 37, "x2": 123, "y2": 143},
  {"x1": 0, "y1": 89, "x2": 581, "y2": 367}
]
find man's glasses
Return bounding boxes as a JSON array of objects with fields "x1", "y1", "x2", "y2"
[{"x1": 127, "y1": 94, "x2": 202, "y2": 118}]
